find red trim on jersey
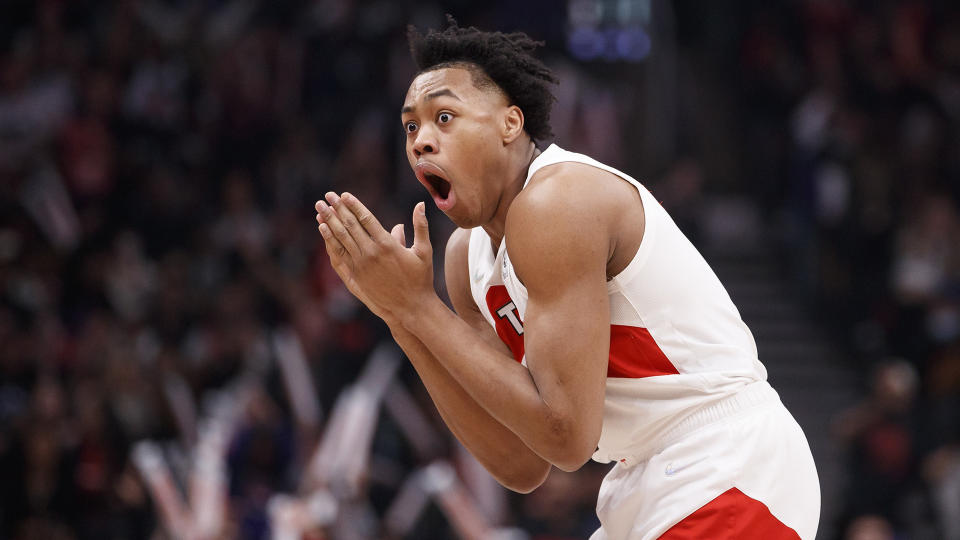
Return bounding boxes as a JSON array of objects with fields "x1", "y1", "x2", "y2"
[
  {"x1": 657, "y1": 487, "x2": 801, "y2": 540},
  {"x1": 608, "y1": 325, "x2": 679, "y2": 378},
  {"x1": 485, "y1": 287, "x2": 678, "y2": 376},
  {"x1": 485, "y1": 285, "x2": 525, "y2": 363}
]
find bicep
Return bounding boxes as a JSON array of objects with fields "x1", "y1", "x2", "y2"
[
  {"x1": 521, "y1": 259, "x2": 610, "y2": 419},
  {"x1": 507, "y1": 186, "x2": 612, "y2": 429},
  {"x1": 524, "y1": 274, "x2": 610, "y2": 374}
]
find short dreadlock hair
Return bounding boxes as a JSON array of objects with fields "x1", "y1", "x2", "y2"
[{"x1": 407, "y1": 17, "x2": 558, "y2": 143}]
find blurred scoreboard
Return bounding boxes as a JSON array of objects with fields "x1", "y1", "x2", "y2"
[{"x1": 567, "y1": 0, "x2": 653, "y2": 62}]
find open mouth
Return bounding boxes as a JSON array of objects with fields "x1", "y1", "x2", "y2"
[
  {"x1": 424, "y1": 172, "x2": 451, "y2": 199},
  {"x1": 414, "y1": 162, "x2": 456, "y2": 211}
]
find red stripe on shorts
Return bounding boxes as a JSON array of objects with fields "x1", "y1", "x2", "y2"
[{"x1": 658, "y1": 487, "x2": 801, "y2": 539}]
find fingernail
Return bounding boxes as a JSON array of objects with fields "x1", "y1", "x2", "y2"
[
  {"x1": 326, "y1": 192, "x2": 340, "y2": 205},
  {"x1": 417, "y1": 202, "x2": 426, "y2": 214},
  {"x1": 318, "y1": 201, "x2": 328, "y2": 213}
]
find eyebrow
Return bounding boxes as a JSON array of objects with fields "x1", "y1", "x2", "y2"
[{"x1": 401, "y1": 89, "x2": 462, "y2": 114}]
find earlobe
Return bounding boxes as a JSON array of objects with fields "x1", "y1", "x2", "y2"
[{"x1": 503, "y1": 106, "x2": 525, "y2": 144}]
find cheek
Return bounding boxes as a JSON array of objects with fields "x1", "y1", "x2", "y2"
[
  {"x1": 476, "y1": 127, "x2": 504, "y2": 157},
  {"x1": 405, "y1": 141, "x2": 416, "y2": 165}
]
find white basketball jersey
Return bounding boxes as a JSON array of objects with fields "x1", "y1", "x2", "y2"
[{"x1": 467, "y1": 144, "x2": 769, "y2": 464}]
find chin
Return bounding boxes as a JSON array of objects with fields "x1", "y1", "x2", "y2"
[
  {"x1": 443, "y1": 208, "x2": 481, "y2": 229},
  {"x1": 445, "y1": 213, "x2": 476, "y2": 228}
]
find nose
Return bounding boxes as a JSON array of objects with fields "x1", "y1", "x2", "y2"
[{"x1": 412, "y1": 125, "x2": 437, "y2": 158}]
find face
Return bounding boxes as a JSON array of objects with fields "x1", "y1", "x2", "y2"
[{"x1": 401, "y1": 67, "x2": 515, "y2": 227}]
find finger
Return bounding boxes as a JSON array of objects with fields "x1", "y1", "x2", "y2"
[
  {"x1": 316, "y1": 200, "x2": 329, "y2": 225},
  {"x1": 325, "y1": 255, "x2": 383, "y2": 317},
  {"x1": 411, "y1": 202, "x2": 432, "y2": 260},
  {"x1": 318, "y1": 199, "x2": 361, "y2": 257},
  {"x1": 341, "y1": 193, "x2": 391, "y2": 242},
  {"x1": 319, "y1": 221, "x2": 367, "y2": 297},
  {"x1": 331, "y1": 193, "x2": 377, "y2": 253},
  {"x1": 390, "y1": 224, "x2": 405, "y2": 246},
  {"x1": 318, "y1": 223, "x2": 348, "y2": 261}
]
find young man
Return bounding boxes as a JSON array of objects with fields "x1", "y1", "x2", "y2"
[{"x1": 314, "y1": 21, "x2": 820, "y2": 540}]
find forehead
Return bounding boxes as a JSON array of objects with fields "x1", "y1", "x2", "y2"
[{"x1": 402, "y1": 67, "x2": 504, "y2": 111}]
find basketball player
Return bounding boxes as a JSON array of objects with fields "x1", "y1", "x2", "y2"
[{"x1": 314, "y1": 20, "x2": 820, "y2": 539}]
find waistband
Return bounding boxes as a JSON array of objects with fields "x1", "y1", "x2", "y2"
[{"x1": 607, "y1": 380, "x2": 780, "y2": 467}]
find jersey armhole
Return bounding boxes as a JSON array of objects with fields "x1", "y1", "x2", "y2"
[{"x1": 608, "y1": 183, "x2": 658, "y2": 287}]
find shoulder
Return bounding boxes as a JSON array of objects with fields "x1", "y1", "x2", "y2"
[
  {"x1": 512, "y1": 161, "x2": 636, "y2": 223},
  {"x1": 443, "y1": 227, "x2": 473, "y2": 288},
  {"x1": 444, "y1": 228, "x2": 482, "y2": 315},
  {"x1": 444, "y1": 227, "x2": 472, "y2": 264},
  {"x1": 523, "y1": 161, "x2": 609, "y2": 201},
  {"x1": 504, "y1": 163, "x2": 615, "y2": 284},
  {"x1": 505, "y1": 161, "x2": 628, "y2": 242}
]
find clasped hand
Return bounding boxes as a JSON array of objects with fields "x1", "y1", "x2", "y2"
[{"x1": 314, "y1": 192, "x2": 435, "y2": 324}]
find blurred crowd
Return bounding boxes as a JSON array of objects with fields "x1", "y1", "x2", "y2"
[
  {"x1": 1, "y1": 0, "x2": 959, "y2": 539},
  {"x1": 0, "y1": 1, "x2": 608, "y2": 538},
  {"x1": 732, "y1": 1, "x2": 960, "y2": 538}
]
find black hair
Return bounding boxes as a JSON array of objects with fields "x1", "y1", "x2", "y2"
[{"x1": 407, "y1": 16, "x2": 558, "y2": 143}]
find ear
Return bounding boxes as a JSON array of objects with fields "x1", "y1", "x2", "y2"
[{"x1": 502, "y1": 105, "x2": 525, "y2": 144}]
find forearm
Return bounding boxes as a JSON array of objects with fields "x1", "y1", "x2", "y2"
[
  {"x1": 399, "y1": 297, "x2": 591, "y2": 470},
  {"x1": 388, "y1": 323, "x2": 550, "y2": 492},
  {"x1": 313, "y1": 195, "x2": 598, "y2": 471}
]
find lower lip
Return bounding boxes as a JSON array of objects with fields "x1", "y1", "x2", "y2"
[{"x1": 433, "y1": 188, "x2": 456, "y2": 212}]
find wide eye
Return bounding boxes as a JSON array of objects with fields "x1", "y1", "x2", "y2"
[
  {"x1": 438, "y1": 112, "x2": 452, "y2": 124},
  {"x1": 404, "y1": 121, "x2": 418, "y2": 133}
]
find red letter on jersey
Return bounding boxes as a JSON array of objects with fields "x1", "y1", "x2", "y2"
[{"x1": 485, "y1": 285, "x2": 525, "y2": 363}]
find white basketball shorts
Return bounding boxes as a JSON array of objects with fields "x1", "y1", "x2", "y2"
[{"x1": 589, "y1": 381, "x2": 821, "y2": 540}]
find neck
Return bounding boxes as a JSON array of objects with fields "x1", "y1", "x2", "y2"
[{"x1": 482, "y1": 141, "x2": 542, "y2": 247}]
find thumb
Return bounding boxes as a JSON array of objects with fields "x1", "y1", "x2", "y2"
[
  {"x1": 412, "y1": 202, "x2": 431, "y2": 259},
  {"x1": 390, "y1": 223, "x2": 405, "y2": 246}
]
